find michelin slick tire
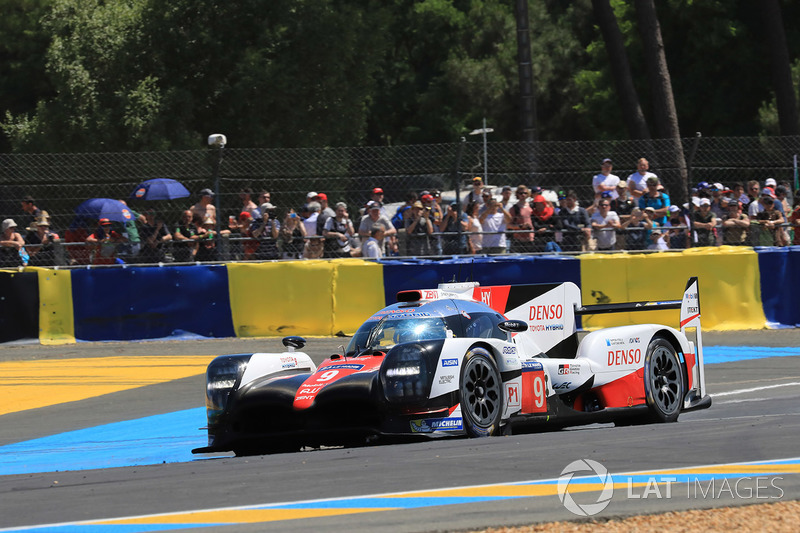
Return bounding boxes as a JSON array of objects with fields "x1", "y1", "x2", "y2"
[
  {"x1": 643, "y1": 336, "x2": 684, "y2": 423},
  {"x1": 459, "y1": 347, "x2": 503, "y2": 437}
]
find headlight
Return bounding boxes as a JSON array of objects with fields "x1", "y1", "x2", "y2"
[
  {"x1": 381, "y1": 344, "x2": 430, "y2": 403},
  {"x1": 205, "y1": 355, "x2": 250, "y2": 425}
]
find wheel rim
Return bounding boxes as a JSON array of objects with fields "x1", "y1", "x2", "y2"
[
  {"x1": 462, "y1": 355, "x2": 502, "y2": 426},
  {"x1": 649, "y1": 345, "x2": 681, "y2": 415}
]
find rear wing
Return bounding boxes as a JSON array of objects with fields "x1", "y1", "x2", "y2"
[{"x1": 576, "y1": 277, "x2": 708, "y2": 411}]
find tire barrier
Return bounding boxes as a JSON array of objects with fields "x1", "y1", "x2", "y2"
[{"x1": 1, "y1": 247, "x2": 796, "y2": 344}]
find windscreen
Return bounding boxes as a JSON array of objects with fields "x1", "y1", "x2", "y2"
[{"x1": 346, "y1": 316, "x2": 450, "y2": 355}]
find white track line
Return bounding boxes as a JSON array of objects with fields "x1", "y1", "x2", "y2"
[{"x1": 713, "y1": 382, "x2": 800, "y2": 397}]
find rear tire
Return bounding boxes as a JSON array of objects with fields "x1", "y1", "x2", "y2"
[
  {"x1": 643, "y1": 336, "x2": 684, "y2": 422},
  {"x1": 459, "y1": 347, "x2": 503, "y2": 437}
]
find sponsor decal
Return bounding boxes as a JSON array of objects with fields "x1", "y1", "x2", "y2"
[
  {"x1": 607, "y1": 348, "x2": 642, "y2": 366},
  {"x1": 528, "y1": 324, "x2": 564, "y2": 332},
  {"x1": 506, "y1": 383, "x2": 520, "y2": 408},
  {"x1": 553, "y1": 381, "x2": 572, "y2": 390},
  {"x1": 479, "y1": 290, "x2": 491, "y2": 307},
  {"x1": 442, "y1": 358, "x2": 459, "y2": 367},
  {"x1": 502, "y1": 346, "x2": 517, "y2": 355},
  {"x1": 558, "y1": 364, "x2": 580, "y2": 375},
  {"x1": 410, "y1": 417, "x2": 463, "y2": 433},
  {"x1": 438, "y1": 374, "x2": 455, "y2": 385},
  {"x1": 558, "y1": 364, "x2": 570, "y2": 375},
  {"x1": 605, "y1": 338, "x2": 624, "y2": 346},
  {"x1": 294, "y1": 395, "x2": 314, "y2": 401},
  {"x1": 322, "y1": 363, "x2": 364, "y2": 371},
  {"x1": 529, "y1": 304, "x2": 563, "y2": 321},
  {"x1": 424, "y1": 290, "x2": 438, "y2": 299},
  {"x1": 280, "y1": 356, "x2": 297, "y2": 365},
  {"x1": 522, "y1": 361, "x2": 543, "y2": 371},
  {"x1": 460, "y1": 310, "x2": 471, "y2": 320},
  {"x1": 686, "y1": 306, "x2": 699, "y2": 314},
  {"x1": 628, "y1": 337, "x2": 640, "y2": 344}
]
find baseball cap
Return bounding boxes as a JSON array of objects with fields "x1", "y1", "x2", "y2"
[
  {"x1": 316, "y1": 192, "x2": 327, "y2": 201},
  {"x1": 602, "y1": 158, "x2": 612, "y2": 164},
  {"x1": 412, "y1": 201, "x2": 423, "y2": 208},
  {"x1": 239, "y1": 211, "x2": 251, "y2": 220},
  {"x1": 712, "y1": 182, "x2": 725, "y2": 191},
  {"x1": 533, "y1": 195, "x2": 547, "y2": 204},
  {"x1": 199, "y1": 188, "x2": 214, "y2": 197},
  {"x1": 600, "y1": 191, "x2": 613, "y2": 199},
  {"x1": 372, "y1": 187, "x2": 384, "y2": 194},
  {"x1": 765, "y1": 178, "x2": 777, "y2": 187},
  {"x1": 502, "y1": 185, "x2": 512, "y2": 192},
  {"x1": 260, "y1": 202, "x2": 275, "y2": 211},
  {"x1": 472, "y1": 176, "x2": 482, "y2": 183},
  {"x1": 306, "y1": 191, "x2": 319, "y2": 200},
  {"x1": 761, "y1": 188, "x2": 776, "y2": 199},
  {"x1": 699, "y1": 198, "x2": 711, "y2": 206},
  {"x1": 668, "y1": 205, "x2": 680, "y2": 213},
  {"x1": 617, "y1": 180, "x2": 628, "y2": 188},
  {"x1": 367, "y1": 200, "x2": 382, "y2": 210},
  {"x1": 696, "y1": 182, "x2": 709, "y2": 190},
  {"x1": 421, "y1": 194, "x2": 434, "y2": 202},
  {"x1": 644, "y1": 206, "x2": 656, "y2": 213},
  {"x1": 651, "y1": 228, "x2": 662, "y2": 235},
  {"x1": 99, "y1": 218, "x2": 112, "y2": 225}
]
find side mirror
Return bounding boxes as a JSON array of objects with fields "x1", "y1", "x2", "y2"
[
  {"x1": 498, "y1": 320, "x2": 528, "y2": 333},
  {"x1": 282, "y1": 336, "x2": 306, "y2": 351}
]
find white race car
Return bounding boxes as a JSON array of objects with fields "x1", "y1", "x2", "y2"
[{"x1": 194, "y1": 277, "x2": 711, "y2": 455}]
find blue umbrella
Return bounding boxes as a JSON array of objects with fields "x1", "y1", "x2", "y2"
[
  {"x1": 130, "y1": 178, "x2": 191, "y2": 201},
  {"x1": 74, "y1": 198, "x2": 135, "y2": 224}
]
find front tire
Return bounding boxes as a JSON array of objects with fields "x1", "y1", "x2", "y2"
[
  {"x1": 459, "y1": 347, "x2": 503, "y2": 437},
  {"x1": 643, "y1": 336, "x2": 684, "y2": 422}
]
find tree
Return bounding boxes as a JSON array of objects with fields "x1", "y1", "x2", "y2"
[
  {"x1": 590, "y1": 0, "x2": 649, "y2": 139},
  {"x1": 760, "y1": 0, "x2": 799, "y2": 136}
]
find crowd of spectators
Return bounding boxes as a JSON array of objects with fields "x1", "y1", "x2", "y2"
[{"x1": 3, "y1": 163, "x2": 799, "y2": 267}]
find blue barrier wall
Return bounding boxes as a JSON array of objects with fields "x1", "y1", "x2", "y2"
[
  {"x1": 380, "y1": 256, "x2": 582, "y2": 305},
  {"x1": 757, "y1": 246, "x2": 800, "y2": 328},
  {"x1": 71, "y1": 265, "x2": 235, "y2": 341}
]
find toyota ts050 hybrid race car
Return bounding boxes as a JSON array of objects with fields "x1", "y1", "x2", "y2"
[{"x1": 193, "y1": 278, "x2": 711, "y2": 455}]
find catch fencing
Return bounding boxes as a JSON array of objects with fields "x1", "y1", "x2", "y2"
[{"x1": 0, "y1": 135, "x2": 797, "y2": 265}]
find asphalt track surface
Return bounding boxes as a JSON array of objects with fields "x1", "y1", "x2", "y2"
[{"x1": 0, "y1": 330, "x2": 799, "y2": 532}]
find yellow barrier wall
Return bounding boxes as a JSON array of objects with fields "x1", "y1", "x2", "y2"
[
  {"x1": 580, "y1": 247, "x2": 766, "y2": 330},
  {"x1": 35, "y1": 268, "x2": 76, "y2": 345},
  {"x1": 227, "y1": 259, "x2": 384, "y2": 337}
]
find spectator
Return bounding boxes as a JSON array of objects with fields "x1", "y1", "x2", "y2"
[
  {"x1": 20, "y1": 196, "x2": 44, "y2": 239},
  {"x1": 730, "y1": 182, "x2": 748, "y2": 206},
  {"x1": 252, "y1": 190, "x2": 271, "y2": 218},
  {"x1": 172, "y1": 210, "x2": 199, "y2": 262},
  {"x1": 303, "y1": 235, "x2": 324, "y2": 259},
  {"x1": 775, "y1": 186, "x2": 792, "y2": 245},
  {"x1": 479, "y1": 197, "x2": 511, "y2": 254},
  {"x1": 692, "y1": 198, "x2": 717, "y2": 247},
  {"x1": 439, "y1": 201, "x2": 468, "y2": 255},
  {"x1": 709, "y1": 183, "x2": 727, "y2": 218},
  {"x1": 194, "y1": 216, "x2": 219, "y2": 262},
  {"x1": 638, "y1": 176, "x2": 670, "y2": 225},
  {"x1": 238, "y1": 188, "x2": 259, "y2": 218},
  {"x1": 753, "y1": 189, "x2": 787, "y2": 246},
  {"x1": 138, "y1": 209, "x2": 172, "y2": 263},
  {"x1": 556, "y1": 190, "x2": 591, "y2": 252},
  {"x1": 500, "y1": 185, "x2": 514, "y2": 211},
  {"x1": 303, "y1": 202, "x2": 321, "y2": 237},
  {"x1": 648, "y1": 228, "x2": 668, "y2": 250},
  {"x1": 466, "y1": 201, "x2": 483, "y2": 254},
  {"x1": 620, "y1": 207, "x2": 652, "y2": 251},
  {"x1": 279, "y1": 208, "x2": 306, "y2": 259},
  {"x1": 0, "y1": 219, "x2": 26, "y2": 267},
  {"x1": 251, "y1": 203, "x2": 280, "y2": 260},
  {"x1": 392, "y1": 191, "x2": 417, "y2": 230},
  {"x1": 323, "y1": 202, "x2": 359, "y2": 258},
  {"x1": 721, "y1": 198, "x2": 750, "y2": 246},
  {"x1": 191, "y1": 188, "x2": 217, "y2": 225},
  {"x1": 591, "y1": 199, "x2": 620, "y2": 251},
  {"x1": 367, "y1": 188, "x2": 389, "y2": 218},
  {"x1": 745, "y1": 180, "x2": 761, "y2": 206},
  {"x1": 230, "y1": 211, "x2": 257, "y2": 260},
  {"x1": 358, "y1": 201, "x2": 396, "y2": 254},
  {"x1": 749, "y1": 186, "x2": 785, "y2": 218},
  {"x1": 479, "y1": 187, "x2": 494, "y2": 214},
  {"x1": 531, "y1": 194, "x2": 559, "y2": 252},
  {"x1": 593, "y1": 158, "x2": 621, "y2": 200},
  {"x1": 117, "y1": 199, "x2": 144, "y2": 261},
  {"x1": 462, "y1": 176, "x2": 486, "y2": 207},
  {"x1": 315, "y1": 193, "x2": 336, "y2": 236},
  {"x1": 627, "y1": 158, "x2": 657, "y2": 200},
  {"x1": 422, "y1": 192, "x2": 444, "y2": 254},
  {"x1": 86, "y1": 218, "x2": 126, "y2": 265},
  {"x1": 789, "y1": 193, "x2": 800, "y2": 246},
  {"x1": 665, "y1": 204, "x2": 690, "y2": 249},
  {"x1": 404, "y1": 201, "x2": 434, "y2": 256},
  {"x1": 25, "y1": 216, "x2": 60, "y2": 267},
  {"x1": 362, "y1": 224, "x2": 386, "y2": 259},
  {"x1": 507, "y1": 185, "x2": 535, "y2": 253}
]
